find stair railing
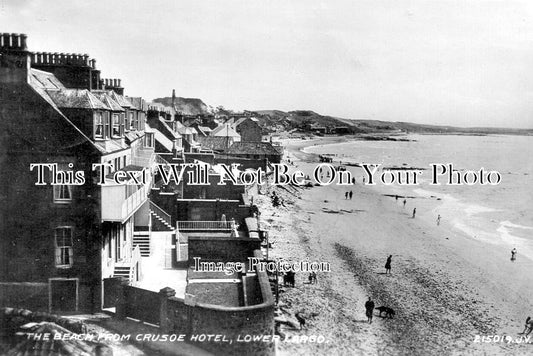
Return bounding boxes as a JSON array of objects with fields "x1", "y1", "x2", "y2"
[{"x1": 149, "y1": 201, "x2": 172, "y2": 227}]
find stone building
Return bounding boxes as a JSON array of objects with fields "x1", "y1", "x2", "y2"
[
  {"x1": 0, "y1": 33, "x2": 154, "y2": 312},
  {"x1": 232, "y1": 117, "x2": 262, "y2": 142}
]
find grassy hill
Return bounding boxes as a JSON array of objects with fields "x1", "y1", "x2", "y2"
[{"x1": 152, "y1": 97, "x2": 210, "y2": 116}]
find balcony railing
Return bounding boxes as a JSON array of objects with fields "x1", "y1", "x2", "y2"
[
  {"x1": 101, "y1": 171, "x2": 152, "y2": 222},
  {"x1": 177, "y1": 220, "x2": 235, "y2": 231}
]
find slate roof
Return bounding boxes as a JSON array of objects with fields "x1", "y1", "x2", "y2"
[
  {"x1": 92, "y1": 91, "x2": 124, "y2": 111},
  {"x1": 128, "y1": 96, "x2": 149, "y2": 111},
  {"x1": 108, "y1": 90, "x2": 132, "y2": 108},
  {"x1": 224, "y1": 142, "x2": 281, "y2": 155},
  {"x1": 46, "y1": 89, "x2": 109, "y2": 110},
  {"x1": 198, "y1": 136, "x2": 233, "y2": 151},
  {"x1": 30, "y1": 69, "x2": 66, "y2": 90},
  {"x1": 211, "y1": 123, "x2": 240, "y2": 138},
  {"x1": 154, "y1": 128, "x2": 174, "y2": 152},
  {"x1": 23, "y1": 70, "x2": 102, "y2": 153}
]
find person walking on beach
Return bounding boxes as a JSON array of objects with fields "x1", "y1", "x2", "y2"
[
  {"x1": 385, "y1": 255, "x2": 392, "y2": 274},
  {"x1": 345, "y1": 191, "x2": 349, "y2": 199},
  {"x1": 349, "y1": 190, "x2": 353, "y2": 199},
  {"x1": 364, "y1": 297, "x2": 375, "y2": 323},
  {"x1": 511, "y1": 248, "x2": 517, "y2": 262},
  {"x1": 412, "y1": 208, "x2": 416, "y2": 218},
  {"x1": 403, "y1": 198, "x2": 406, "y2": 208},
  {"x1": 437, "y1": 214, "x2": 441, "y2": 226}
]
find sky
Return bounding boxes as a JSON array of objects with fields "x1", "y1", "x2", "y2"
[{"x1": 1, "y1": 0, "x2": 532, "y2": 128}]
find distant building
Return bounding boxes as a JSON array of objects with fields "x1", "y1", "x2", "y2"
[
  {"x1": 211, "y1": 123, "x2": 241, "y2": 142},
  {"x1": 232, "y1": 117, "x2": 262, "y2": 142},
  {"x1": 197, "y1": 136, "x2": 234, "y2": 153},
  {"x1": 223, "y1": 142, "x2": 282, "y2": 166}
]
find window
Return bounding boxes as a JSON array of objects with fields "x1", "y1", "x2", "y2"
[
  {"x1": 129, "y1": 112, "x2": 135, "y2": 130},
  {"x1": 143, "y1": 133, "x2": 154, "y2": 148},
  {"x1": 95, "y1": 113, "x2": 103, "y2": 138},
  {"x1": 53, "y1": 184, "x2": 72, "y2": 203},
  {"x1": 120, "y1": 114, "x2": 125, "y2": 135},
  {"x1": 55, "y1": 227, "x2": 73, "y2": 268},
  {"x1": 105, "y1": 114, "x2": 111, "y2": 139},
  {"x1": 112, "y1": 114, "x2": 121, "y2": 137}
]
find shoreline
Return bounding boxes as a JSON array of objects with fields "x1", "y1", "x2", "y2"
[
  {"x1": 296, "y1": 136, "x2": 533, "y2": 263},
  {"x1": 261, "y1": 137, "x2": 533, "y2": 355}
]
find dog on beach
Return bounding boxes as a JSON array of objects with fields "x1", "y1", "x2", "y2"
[
  {"x1": 520, "y1": 316, "x2": 533, "y2": 336},
  {"x1": 375, "y1": 306, "x2": 395, "y2": 318},
  {"x1": 295, "y1": 312, "x2": 306, "y2": 329}
]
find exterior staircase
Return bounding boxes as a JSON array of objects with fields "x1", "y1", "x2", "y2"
[
  {"x1": 113, "y1": 265, "x2": 132, "y2": 281},
  {"x1": 149, "y1": 201, "x2": 174, "y2": 231},
  {"x1": 133, "y1": 232, "x2": 151, "y2": 257}
]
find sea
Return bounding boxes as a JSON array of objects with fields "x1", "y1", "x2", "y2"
[{"x1": 304, "y1": 134, "x2": 533, "y2": 260}]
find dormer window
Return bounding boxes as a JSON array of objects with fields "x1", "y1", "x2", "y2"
[
  {"x1": 143, "y1": 133, "x2": 154, "y2": 148},
  {"x1": 112, "y1": 114, "x2": 121, "y2": 138},
  {"x1": 129, "y1": 112, "x2": 135, "y2": 130},
  {"x1": 95, "y1": 112, "x2": 104, "y2": 139}
]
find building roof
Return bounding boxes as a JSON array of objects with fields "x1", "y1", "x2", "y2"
[
  {"x1": 211, "y1": 123, "x2": 240, "y2": 138},
  {"x1": 158, "y1": 118, "x2": 182, "y2": 139},
  {"x1": 154, "y1": 128, "x2": 174, "y2": 152},
  {"x1": 197, "y1": 125, "x2": 212, "y2": 133},
  {"x1": 198, "y1": 136, "x2": 233, "y2": 152},
  {"x1": 177, "y1": 125, "x2": 198, "y2": 135},
  {"x1": 108, "y1": 91, "x2": 132, "y2": 108},
  {"x1": 22, "y1": 70, "x2": 104, "y2": 154},
  {"x1": 128, "y1": 96, "x2": 148, "y2": 111},
  {"x1": 46, "y1": 89, "x2": 110, "y2": 110},
  {"x1": 92, "y1": 90, "x2": 125, "y2": 111},
  {"x1": 30, "y1": 69, "x2": 66, "y2": 90},
  {"x1": 148, "y1": 101, "x2": 173, "y2": 114},
  {"x1": 224, "y1": 142, "x2": 281, "y2": 156},
  {"x1": 232, "y1": 117, "x2": 248, "y2": 128},
  {"x1": 93, "y1": 139, "x2": 129, "y2": 154}
]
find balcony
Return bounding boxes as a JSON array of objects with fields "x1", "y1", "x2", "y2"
[{"x1": 101, "y1": 166, "x2": 152, "y2": 222}]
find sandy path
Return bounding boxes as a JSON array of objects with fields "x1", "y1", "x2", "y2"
[{"x1": 261, "y1": 138, "x2": 533, "y2": 355}]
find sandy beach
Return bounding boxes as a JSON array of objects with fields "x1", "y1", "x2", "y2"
[{"x1": 257, "y1": 137, "x2": 533, "y2": 355}]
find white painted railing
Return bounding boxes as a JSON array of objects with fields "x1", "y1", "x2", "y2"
[{"x1": 177, "y1": 220, "x2": 235, "y2": 231}]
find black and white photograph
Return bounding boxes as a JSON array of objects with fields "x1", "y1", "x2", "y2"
[{"x1": 1, "y1": 1, "x2": 532, "y2": 355}]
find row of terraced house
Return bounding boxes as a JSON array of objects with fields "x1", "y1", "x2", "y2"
[{"x1": 0, "y1": 33, "x2": 282, "y2": 355}]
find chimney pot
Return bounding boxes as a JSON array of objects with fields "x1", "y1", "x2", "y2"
[
  {"x1": 118, "y1": 79, "x2": 121, "y2": 87},
  {"x1": 1, "y1": 33, "x2": 10, "y2": 48},
  {"x1": 90, "y1": 58, "x2": 96, "y2": 69},
  {"x1": 20, "y1": 34, "x2": 27, "y2": 50},
  {"x1": 9, "y1": 33, "x2": 19, "y2": 48}
]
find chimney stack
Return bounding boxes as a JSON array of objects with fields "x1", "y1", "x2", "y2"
[
  {"x1": 172, "y1": 89, "x2": 176, "y2": 109},
  {"x1": 0, "y1": 32, "x2": 31, "y2": 84}
]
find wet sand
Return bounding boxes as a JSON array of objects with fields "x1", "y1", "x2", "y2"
[{"x1": 258, "y1": 138, "x2": 533, "y2": 355}]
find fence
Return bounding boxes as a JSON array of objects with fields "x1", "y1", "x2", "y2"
[{"x1": 114, "y1": 249, "x2": 275, "y2": 355}]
